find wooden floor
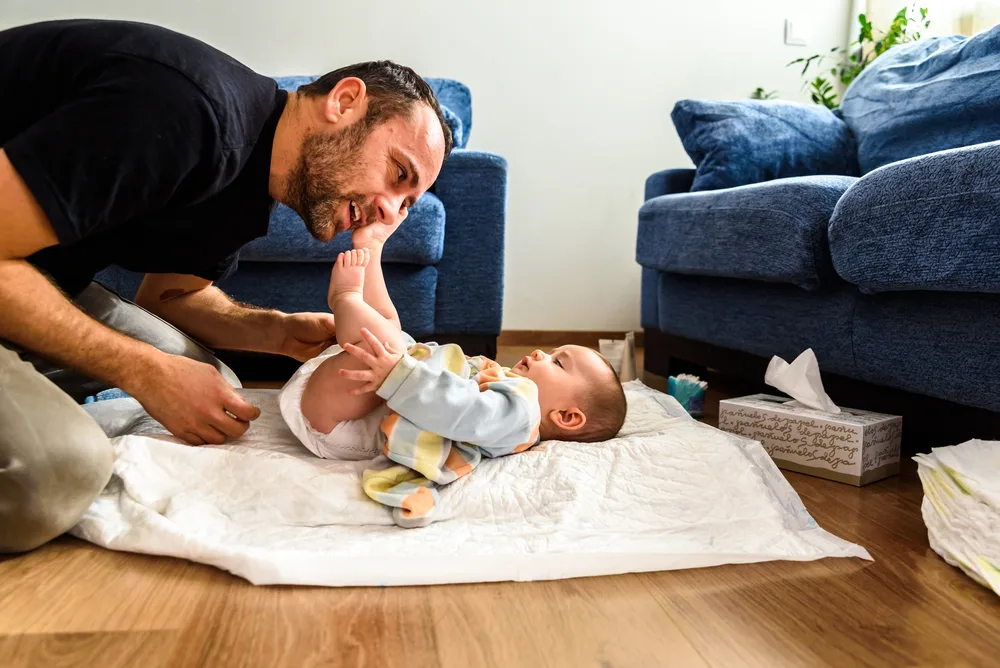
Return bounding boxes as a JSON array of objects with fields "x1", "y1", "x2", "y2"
[{"x1": 2, "y1": 346, "x2": 999, "y2": 667}]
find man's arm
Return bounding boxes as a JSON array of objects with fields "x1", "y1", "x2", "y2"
[
  {"x1": 135, "y1": 274, "x2": 337, "y2": 362},
  {"x1": 0, "y1": 150, "x2": 259, "y2": 445}
]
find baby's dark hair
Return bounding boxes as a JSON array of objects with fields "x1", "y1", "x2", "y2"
[{"x1": 569, "y1": 353, "x2": 628, "y2": 443}]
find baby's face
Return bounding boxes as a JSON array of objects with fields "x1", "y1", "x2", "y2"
[{"x1": 509, "y1": 345, "x2": 609, "y2": 418}]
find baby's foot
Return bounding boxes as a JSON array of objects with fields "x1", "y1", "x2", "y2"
[{"x1": 328, "y1": 249, "x2": 369, "y2": 306}]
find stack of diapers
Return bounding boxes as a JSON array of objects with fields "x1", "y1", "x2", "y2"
[
  {"x1": 75, "y1": 381, "x2": 871, "y2": 587},
  {"x1": 915, "y1": 441, "x2": 1000, "y2": 595}
]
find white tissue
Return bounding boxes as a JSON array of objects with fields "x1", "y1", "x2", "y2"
[{"x1": 764, "y1": 348, "x2": 841, "y2": 414}]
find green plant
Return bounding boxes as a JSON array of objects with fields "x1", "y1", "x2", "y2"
[
  {"x1": 750, "y1": 87, "x2": 778, "y2": 100},
  {"x1": 790, "y1": 5, "x2": 931, "y2": 109}
]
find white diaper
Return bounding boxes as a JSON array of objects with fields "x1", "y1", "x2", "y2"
[{"x1": 278, "y1": 344, "x2": 392, "y2": 461}]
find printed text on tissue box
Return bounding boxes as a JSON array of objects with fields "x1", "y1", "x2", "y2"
[{"x1": 720, "y1": 408, "x2": 858, "y2": 471}]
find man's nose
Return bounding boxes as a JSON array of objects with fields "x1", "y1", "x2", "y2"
[{"x1": 374, "y1": 194, "x2": 406, "y2": 225}]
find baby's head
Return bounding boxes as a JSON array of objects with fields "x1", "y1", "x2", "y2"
[{"x1": 509, "y1": 345, "x2": 627, "y2": 443}]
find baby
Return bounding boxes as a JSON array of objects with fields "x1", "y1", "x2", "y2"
[{"x1": 279, "y1": 248, "x2": 627, "y2": 526}]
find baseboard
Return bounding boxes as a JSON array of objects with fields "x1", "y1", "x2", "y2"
[{"x1": 499, "y1": 330, "x2": 644, "y2": 348}]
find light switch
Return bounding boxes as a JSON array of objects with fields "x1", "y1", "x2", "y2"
[{"x1": 784, "y1": 19, "x2": 809, "y2": 46}]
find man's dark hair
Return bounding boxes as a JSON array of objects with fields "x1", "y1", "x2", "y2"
[{"x1": 299, "y1": 60, "x2": 454, "y2": 158}]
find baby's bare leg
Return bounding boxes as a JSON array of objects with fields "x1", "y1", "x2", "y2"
[{"x1": 301, "y1": 250, "x2": 407, "y2": 433}]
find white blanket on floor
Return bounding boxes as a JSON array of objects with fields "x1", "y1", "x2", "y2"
[{"x1": 75, "y1": 382, "x2": 870, "y2": 586}]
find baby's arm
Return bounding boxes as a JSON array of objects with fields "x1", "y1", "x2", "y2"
[{"x1": 341, "y1": 333, "x2": 542, "y2": 453}]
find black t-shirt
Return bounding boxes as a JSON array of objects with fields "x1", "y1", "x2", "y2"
[{"x1": 0, "y1": 19, "x2": 287, "y2": 296}]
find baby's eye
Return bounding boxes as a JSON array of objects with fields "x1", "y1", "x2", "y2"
[{"x1": 554, "y1": 359, "x2": 563, "y2": 368}]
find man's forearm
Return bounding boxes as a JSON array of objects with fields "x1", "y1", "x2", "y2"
[
  {"x1": 359, "y1": 244, "x2": 400, "y2": 327},
  {"x1": 143, "y1": 285, "x2": 286, "y2": 354},
  {"x1": 0, "y1": 260, "x2": 164, "y2": 394}
]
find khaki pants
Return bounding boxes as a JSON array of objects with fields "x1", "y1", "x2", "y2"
[{"x1": 0, "y1": 282, "x2": 239, "y2": 553}]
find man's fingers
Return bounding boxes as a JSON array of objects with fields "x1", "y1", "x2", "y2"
[
  {"x1": 213, "y1": 411, "x2": 251, "y2": 439},
  {"x1": 198, "y1": 425, "x2": 228, "y2": 446},
  {"x1": 181, "y1": 431, "x2": 206, "y2": 446},
  {"x1": 222, "y1": 389, "x2": 260, "y2": 422}
]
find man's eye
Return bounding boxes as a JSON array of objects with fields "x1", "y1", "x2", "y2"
[{"x1": 397, "y1": 165, "x2": 406, "y2": 183}]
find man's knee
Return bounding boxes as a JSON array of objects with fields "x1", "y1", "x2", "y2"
[{"x1": 0, "y1": 345, "x2": 114, "y2": 553}]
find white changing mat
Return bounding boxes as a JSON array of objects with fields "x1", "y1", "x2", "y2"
[{"x1": 75, "y1": 381, "x2": 870, "y2": 586}]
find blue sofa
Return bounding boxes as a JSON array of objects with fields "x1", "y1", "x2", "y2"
[
  {"x1": 638, "y1": 28, "x2": 1000, "y2": 415},
  {"x1": 97, "y1": 76, "x2": 506, "y2": 369}
]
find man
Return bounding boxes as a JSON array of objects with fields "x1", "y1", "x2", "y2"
[{"x1": 0, "y1": 19, "x2": 452, "y2": 552}]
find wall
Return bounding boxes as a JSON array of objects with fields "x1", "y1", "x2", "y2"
[{"x1": 1, "y1": 0, "x2": 851, "y2": 330}]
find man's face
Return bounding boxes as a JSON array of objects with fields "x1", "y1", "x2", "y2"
[{"x1": 286, "y1": 103, "x2": 446, "y2": 242}]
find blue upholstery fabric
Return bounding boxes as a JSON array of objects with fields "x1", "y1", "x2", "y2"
[
  {"x1": 645, "y1": 169, "x2": 695, "y2": 200},
  {"x1": 431, "y1": 150, "x2": 507, "y2": 335},
  {"x1": 271, "y1": 75, "x2": 469, "y2": 149},
  {"x1": 840, "y1": 26, "x2": 1000, "y2": 174},
  {"x1": 641, "y1": 267, "x2": 659, "y2": 330},
  {"x1": 425, "y1": 78, "x2": 472, "y2": 150},
  {"x1": 671, "y1": 100, "x2": 859, "y2": 192},
  {"x1": 831, "y1": 141, "x2": 1000, "y2": 294},
  {"x1": 96, "y1": 264, "x2": 438, "y2": 338},
  {"x1": 648, "y1": 272, "x2": 1000, "y2": 412},
  {"x1": 853, "y1": 290, "x2": 1000, "y2": 412},
  {"x1": 655, "y1": 274, "x2": 859, "y2": 378},
  {"x1": 241, "y1": 193, "x2": 445, "y2": 265},
  {"x1": 637, "y1": 175, "x2": 855, "y2": 290}
]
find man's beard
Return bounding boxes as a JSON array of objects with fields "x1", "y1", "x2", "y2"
[{"x1": 284, "y1": 122, "x2": 372, "y2": 242}]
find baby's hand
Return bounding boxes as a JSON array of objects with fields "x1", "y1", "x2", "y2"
[{"x1": 338, "y1": 328, "x2": 404, "y2": 395}]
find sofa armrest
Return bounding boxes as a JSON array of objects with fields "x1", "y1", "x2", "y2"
[
  {"x1": 645, "y1": 169, "x2": 695, "y2": 201},
  {"x1": 830, "y1": 140, "x2": 1000, "y2": 293},
  {"x1": 431, "y1": 149, "x2": 508, "y2": 336}
]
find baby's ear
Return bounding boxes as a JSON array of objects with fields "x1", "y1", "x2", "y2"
[{"x1": 548, "y1": 408, "x2": 587, "y2": 432}]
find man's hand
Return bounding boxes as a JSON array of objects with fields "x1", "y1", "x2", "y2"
[
  {"x1": 276, "y1": 312, "x2": 338, "y2": 361},
  {"x1": 339, "y1": 327, "x2": 404, "y2": 395},
  {"x1": 128, "y1": 354, "x2": 261, "y2": 445}
]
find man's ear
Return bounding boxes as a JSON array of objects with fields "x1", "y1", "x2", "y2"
[
  {"x1": 323, "y1": 77, "x2": 367, "y2": 125},
  {"x1": 548, "y1": 408, "x2": 587, "y2": 432}
]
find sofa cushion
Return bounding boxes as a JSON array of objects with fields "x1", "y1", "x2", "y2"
[
  {"x1": 830, "y1": 141, "x2": 1000, "y2": 294},
  {"x1": 670, "y1": 99, "x2": 859, "y2": 192},
  {"x1": 840, "y1": 25, "x2": 1000, "y2": 174},
  {"x1": 272, "y1": 76, "x2": 469, "y2": 149},
  {"x1": 637, "y1": 175, "x2": 856, "y2": 290},
  {"x1": 241, "y1": 192, "x2": 446, "y2": 265}
]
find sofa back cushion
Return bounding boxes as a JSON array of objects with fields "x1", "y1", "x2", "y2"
[
  {"x1": 671, "y1": 99, "x2": 859, "y2": 192},
  {"x1": 840, "y1": 25, "x2": 1000, "y2": 174}
]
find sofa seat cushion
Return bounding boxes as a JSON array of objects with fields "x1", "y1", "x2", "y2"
[
  {"x1": 241, "y1": 192, "x2": 446, "y2": 265},
  {"x1": 840, "y1": 25, "x2": 1000, "y2": 174},
  {"x1": 637, "y1": 175, "x2": 856, "y2": 290},
  {"x1": 830, "y1": 141, "x2": 1000, "y2": 294}
]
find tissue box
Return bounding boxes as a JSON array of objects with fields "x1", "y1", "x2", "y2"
[{"x1": 719, "y1": 394, "x2": 902, "y2": 486}]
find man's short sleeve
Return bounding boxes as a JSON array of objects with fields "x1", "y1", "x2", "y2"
[
  {"x1": 4, "y1": 58, "x2": 225, "y2": 245},
  {"x1": 196, "y1": 251, "x2": 240, "y2": 283}
]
